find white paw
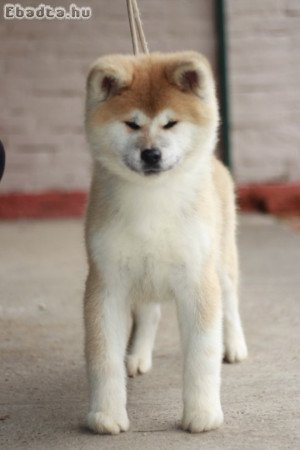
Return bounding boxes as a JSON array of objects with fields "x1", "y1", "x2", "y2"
[
  {"x1": 224, "y1": 334, "x2": 248, "y2": 363},
  {"x1": 126, "y1": 353, "x2": 152, "y2": 377},
  {"x1": 182, "y1": 406, "x2": 224, "y2": 433},
  {"x1": 87, "y1": 410, "x2": 129, "y2": 435}
]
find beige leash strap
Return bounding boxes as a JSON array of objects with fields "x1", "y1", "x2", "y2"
[{"x1": 126, "y1": 0, "x2": 149, "y2": 55}]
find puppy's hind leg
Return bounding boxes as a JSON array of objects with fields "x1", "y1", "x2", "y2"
[
  {"x1": 220, "y1": 228, "x2": 247, "y2": 363},
  {"x1": 221, "y1": 269, "x2": 248, "y2": 363},
  {"x1": 218, "y1": 162, "x2": 248, "y2": 363},
  {"x1": 127, "y1": 303, "x2": 161, "y2": 377},
  {"x1": 220, "y1": 187, "x2": 248, "y2": 363}
]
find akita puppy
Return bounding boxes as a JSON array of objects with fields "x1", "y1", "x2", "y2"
[{"x1": 84, "y1": 51, "x2": 248, "y2": 435}]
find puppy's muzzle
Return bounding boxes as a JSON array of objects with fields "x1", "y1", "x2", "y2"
[{"x1": 141, "y1": 148, "x2": 161, "y2": 173}]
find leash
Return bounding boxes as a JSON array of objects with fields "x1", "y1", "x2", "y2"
[{"x1": 126, "y1": 0, "x2": 149, "y2": 55}]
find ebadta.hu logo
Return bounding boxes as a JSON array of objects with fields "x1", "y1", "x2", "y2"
[{"x1": 3, "y1": 3, "x2": 92, "y2": 20}]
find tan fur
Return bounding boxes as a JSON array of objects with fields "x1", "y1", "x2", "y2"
[
  {"x1": 86, "y1": 52, "x2": 217, "y2": 127},
  {"x1": 197, "y1": 261, "x2": 222, "y2": 330},
  {"x1": 83, "y1": 51, "x2": 247, "y2": 435},
  {"x1": 84, "y1": 264, "x2": 104, "y2": 361}
]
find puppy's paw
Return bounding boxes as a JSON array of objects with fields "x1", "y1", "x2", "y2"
[
  {"x1": 182, "y1": 406, "x2": 224, "y2": 433},
  {"x1": 126, "y1": 353, "x2": 152, "y2": 377},
  {"x1": 224, "y1": 334, "x2": 248, "y2": 363},
  {"x1": 87, "y1": 410, "x2": 129, "y2": 435}
]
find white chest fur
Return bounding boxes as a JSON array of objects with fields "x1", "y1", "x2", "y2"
[{"x1": 90, "y1": 177, "x2": 211, "y2": 302}]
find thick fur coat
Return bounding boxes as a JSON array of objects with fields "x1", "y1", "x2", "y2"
[{"x1": 83, "y1": 51, "x2": 248, "y2": 434}]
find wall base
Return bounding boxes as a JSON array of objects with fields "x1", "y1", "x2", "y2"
[
  {"x1": 0, "y1": 191, "x2": 87, "y2": 219},
  {"x1": 238, "y1": 183, "x2": 300, "y2": 216},
  {"x1": 0, "y1": 184, "x2": 299, "y2": 219}
]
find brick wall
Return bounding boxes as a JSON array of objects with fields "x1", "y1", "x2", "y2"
[
  {"x1": 0, "y1": 0, "x2": 299, "y2": 194},
  {"x1": 0, "y1": 0, "x2": 215, "y2": 193},
  {"x1": 228, "y1": 0, "x2": 300, "y2": 183}
]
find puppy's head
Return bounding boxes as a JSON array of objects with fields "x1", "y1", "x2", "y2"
[{"x1": 85, "y1": 52, "x2": 219, "y2": 181}]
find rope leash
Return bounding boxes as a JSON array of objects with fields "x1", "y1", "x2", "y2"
[{"x1": 126, "y1": 0, "x2": 149, "y2": 55}]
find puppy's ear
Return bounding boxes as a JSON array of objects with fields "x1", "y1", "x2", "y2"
[
  {"x1": 166, "y1": 52, "x2": 215, "y2": 102},
  {"x1": 86, "y1": 55, "x2": 133, "y2": 108}
]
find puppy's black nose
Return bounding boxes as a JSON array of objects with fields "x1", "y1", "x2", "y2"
[{"x1": 141, "y1": 148, "x2": 161, "y2": 166}]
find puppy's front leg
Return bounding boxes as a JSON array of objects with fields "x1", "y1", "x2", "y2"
[
  {"x1": 84, "y1": 266, "x2": 130, "y2": 434},
  {"x1": 176, "y1": 265, "x2": 224, "y2": 433}
]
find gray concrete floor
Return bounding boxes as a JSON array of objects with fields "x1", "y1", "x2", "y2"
[{"x1": 0, "y1": 215, "x2": 299, "y2": 449}]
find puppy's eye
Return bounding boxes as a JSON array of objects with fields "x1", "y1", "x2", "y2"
[
  {"x1": 125, "y1": 121, "x2": 141, "y2": 130},
  {"x1": 163, "y1": 120, "x2": 178, "y2": 130}
]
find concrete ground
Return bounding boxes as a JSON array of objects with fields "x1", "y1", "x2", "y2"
[{"x1": 0, "y1": 215, "x2": 299, "y2": 450}]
